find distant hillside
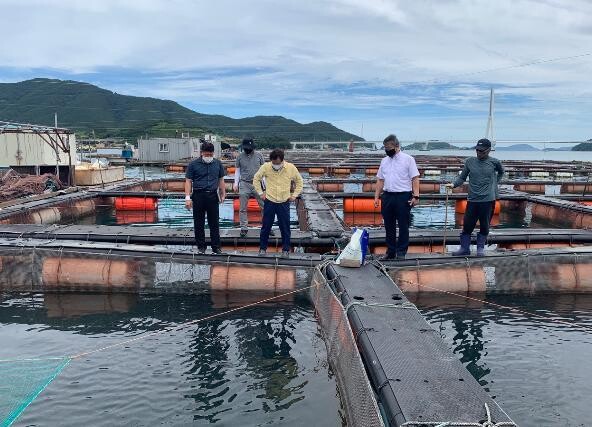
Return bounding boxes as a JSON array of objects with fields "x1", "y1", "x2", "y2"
[
  {"x1": 572, "y1": 141, "x2": 592, "y2": 151},
  {"x1": 0, "y1": 78, "x2": 363, "y2": 146},
  {"x1": 403, "y1": 141, "x2": 459, "y2": 150},
  {"x1": 497, "y1": 144, "x2": 539, "y2": 151}
]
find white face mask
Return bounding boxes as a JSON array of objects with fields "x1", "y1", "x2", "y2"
[
  {"x1": 271, "y1": 162, "x2": 284, "y2": 171},
  {"x1": 202, "y1": 156, "x2": 214, "y2": 164}
]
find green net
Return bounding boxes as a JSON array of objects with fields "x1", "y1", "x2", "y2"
[{"x1": 0, "y1": 357, "x2": 70, "y2": 427}]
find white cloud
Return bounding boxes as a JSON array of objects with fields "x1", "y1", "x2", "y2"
[{"x1": 0, "y1": 0, "x2": 591, "y2": 139}]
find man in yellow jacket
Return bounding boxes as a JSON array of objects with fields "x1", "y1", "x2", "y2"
[{"x1": 253, "y1": 148, "x2": 303, "y2": 257}]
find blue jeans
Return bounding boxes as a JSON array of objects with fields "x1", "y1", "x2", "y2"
[
  {"x1": 381, "y1": 191, "x2": 412, "y2": 257},
  {"x1": 260, "y1": 200, "x2": 291, "y2": 251}
]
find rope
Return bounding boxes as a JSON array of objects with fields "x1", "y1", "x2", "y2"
[
  {"x1": 396, "y1": 277, "x2": 592, "y2": 332},
  {"x1": 69, "y1": 281, "x2": 320, "y2": 360}
]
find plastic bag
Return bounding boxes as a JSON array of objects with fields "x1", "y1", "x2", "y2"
[{"x1": 335, "y1": 228, "x2": 369, "y2": 268}]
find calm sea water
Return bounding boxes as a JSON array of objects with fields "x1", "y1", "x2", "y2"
[
  {"x1": 405, "y1": 149, "x2": 592, "y2": 162},
  {"x1": 1, "y1": 292, "x2": 344, "y2": 427},
  {"x1": 413, "y1": 293, "x2": 592, "y2": 427},
  {"x1": 74, "y1": 199, "x2": 299, "y2": 229}
]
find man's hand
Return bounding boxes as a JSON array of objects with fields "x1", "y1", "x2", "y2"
[
  {"x1": 232, "y1": 183, "x2": 239, "y2": 192},
  {"x1": 374, "y1": 197, "x2": 380, "y2": 209},
  {"x1": 408, "y1": 197, "x2": 418, "y2": 207},
  {"x1": 219, "y1": 193, "x2": 226, "y2": 204},
  {"x1": 261, "y1": 193, "x2": 266, "y2": 201},
  {"x1": 289, "y1": 195, "x2": 296, "y2": 202},
  {"x1": 444, "y1": 183, "x2": 454, "y2": 188},
  {"x1": 185, "y1": 200, "x2": 192, "y2": 210}
]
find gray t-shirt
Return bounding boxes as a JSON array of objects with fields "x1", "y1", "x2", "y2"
[
  {"x1": 235, "y1": 151, "x2": 265, "y2": 182},
  {"x1": 453, "y1": 156, "x2": 504, "y2": 202}
]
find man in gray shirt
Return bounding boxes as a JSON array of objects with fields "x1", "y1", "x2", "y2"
[
  {"x1": 233, "y1": 138, "x2": 266, "y2": 237},
  {"x1": 446, "y1": 138, "x2": 504, "y2": 256}
]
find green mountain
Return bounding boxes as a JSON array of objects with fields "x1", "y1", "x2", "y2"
[{"x1": 0, "y1": 78, "x2": 363, "y2": 147}]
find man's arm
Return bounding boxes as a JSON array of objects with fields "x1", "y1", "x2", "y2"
[
  {"x1": 184, "y1": 178, "x2": 192, "y2": 210},
  {"x1": 253, "y1": 164, "x2": 266, "y2": 200},
  {"x1": 452, "y1": 160, "x2": 470, "y2": 187},
  {"x1": 233, "y1": 168, "x2": 241, "y2": 192},
  {"x1": 290, "y1": 167, "x2": 304, "y2": 201},
  {"x1": 218, "y1": 177, "x2": 226, "y2": 203},
  {"x1": 410, "y1": 176, "x2": 420, "y2": 206},
  {"x1": 374, "y1": 179, "x2": 384, "y2": 208},
  {"x1": 496, "y1": 160, "x2": 504, "y2": 183}
]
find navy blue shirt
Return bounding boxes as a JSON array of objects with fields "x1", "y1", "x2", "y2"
[{"x1": 186, "y1": 158, "x2": 226, "y2": 192}]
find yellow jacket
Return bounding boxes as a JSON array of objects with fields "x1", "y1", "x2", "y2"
[{"x1": 253, "y1": 161, "x2": 303, "y2": 203}]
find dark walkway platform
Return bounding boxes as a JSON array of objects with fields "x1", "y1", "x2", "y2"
[{"x1": 325, "y1": 263, "x2": 515, "y2": 426}]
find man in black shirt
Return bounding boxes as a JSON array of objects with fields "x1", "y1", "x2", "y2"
[{"x1": 185, "y1": 142, "x2": 226, "y2": 254}]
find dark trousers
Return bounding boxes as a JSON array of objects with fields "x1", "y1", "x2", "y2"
[
  {"x1": 260, "y1": 200, "x2": 291, "y2": 251},
  {"x1": 381, "y1": 192, "x2": 412, "y2": 257},
  {"x1": 192, "y1": 192, "x2": 220, "y2": 250},
  {"x1": 462, "y1": 201, "x2": 494, "y2": 236}
]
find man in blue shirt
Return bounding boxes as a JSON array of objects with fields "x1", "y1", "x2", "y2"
[
  {"x1": 446, "y1": 138, "x2": 504, "y2": 256},
  {"x1": 184, "y1": 142, "x2": 226, "y2": 254}
]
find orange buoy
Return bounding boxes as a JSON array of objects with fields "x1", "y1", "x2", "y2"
[
  {"x1": 42, "y1": 257, "x2": 140, "y2": 288},
  {"x1": 116, "y1": 210, "x2": 158, "y2": 224},
  {"x1": 419, "y1": 182, "x2": 440, "y2": 193},
  {"x1": 209, "y1": 265, "x2": 296, "y2": 291},
  {"x1": 455, "y1": 200, "x2": 500, "y2": 215},
  {"x1": 343, "y1": 198, "x2": 380, "y2": 213},
  {"x1": 226, "y1": 166, "x2": 236, "y2": 175},
  {"x1": 308, "y1": 167, "x2": 325, "y2": 174},
  {"x1": 362, "y1": 183, "x2": 376, "y2": 192},
  {"x1": 165, "y1": 165, "x2": 186, "y2": 172},
  {"x1": 393, "y1": 267, "x2": 486, "y2": 293},
  {"x1": 316, "y1": 183, "x2": 344, "y2": 192},
  {"x1": 233, "y1": 198, "x2": 262, "y2": 212},
  {"x1": 115, "y1": 197, "x2": 158, "y2": 211},
  {"x1": 580, "y1": 201, "x2": 592, "y2": 206},
  {"x1": 365, "y1": 168, "x2": 379, "y2": 176},
  {"x1": 163, "y1": 181, "x2": 185, "y2": 192},
  {"x1": 343, "y1": 212, "x2": 382, "y2": 226},
  {"x1": 333, "y1": 168, "x2": 350, "y2": 175}
]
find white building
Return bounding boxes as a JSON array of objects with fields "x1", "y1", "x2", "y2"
[
  {"x1": 137, "y1": 137, "x2": 221, "y2": 162},
  {"x1": 0, "y1": 122, "x2": 77, "y2": 184}
]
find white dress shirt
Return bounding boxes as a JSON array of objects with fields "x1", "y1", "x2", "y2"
[{"x1": 376, "y1": 152, "x2": 420, "y2": 192}]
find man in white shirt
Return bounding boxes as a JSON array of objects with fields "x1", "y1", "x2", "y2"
[{"x1": 373, "y1": 134, "x2": 420, "y2": 260}]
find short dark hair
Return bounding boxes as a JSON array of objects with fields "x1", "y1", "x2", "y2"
[
  {"x1": 383, "y1": 134, "x2": 400, "y2": 145},
  {"x1": 269, "y1": 148, "x2": 285, "y2": 161},
  {"x1": 201, "y1": 142, "x2": 215, "y2": 153}
]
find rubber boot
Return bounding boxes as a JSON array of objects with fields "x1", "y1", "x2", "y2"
[
  {"x1": 476, "y1": 233, "x2": 487, "y2": 257},
  {"x1": 452, "y1": 233, "x2": 471, "y2": 256}
]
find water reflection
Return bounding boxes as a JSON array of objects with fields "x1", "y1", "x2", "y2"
[
  {"x1": 414, "y1": 293, "x2": 592, "y2": 426},
  {"x1": 0, "y1": 292, "x2": 341, "y2": 426}
]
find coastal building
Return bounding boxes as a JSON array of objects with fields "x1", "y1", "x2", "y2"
[
  {"x1": 0, "y1": 121, "x2": 76, "y2": 185},
  {"x1": 137, "y1": 136, "x2": 221, "y2": 162}
]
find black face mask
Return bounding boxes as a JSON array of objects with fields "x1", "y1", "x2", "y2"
[
  {"x1": 244, "y1": 148, "x2": 253, "y2": 154},
  {"x1": 385, "y1": 148, "x2": 397, "y2": 157}
]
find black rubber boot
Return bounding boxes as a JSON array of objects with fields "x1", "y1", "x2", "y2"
[
  {"x1": 476, "y1": 233, "x2": 487, "y2": 256},
  {"x1": 452, "y1": 233, "x2": 471, "y2": 256}
]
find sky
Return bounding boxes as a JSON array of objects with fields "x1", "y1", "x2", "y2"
[{"x1": 0, "y1": 0, "x2": 591, "y2": 142}]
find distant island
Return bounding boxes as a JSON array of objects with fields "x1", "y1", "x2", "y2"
[
  {"x1": 572, "y1": 141, "x2": 592, "y2": 151},
  {"x1": 496, "y1": 143, "x2": 539, "y2": 151},
  {"x1": 403, "y1": 141, "x2": 459, "y2": 150}
]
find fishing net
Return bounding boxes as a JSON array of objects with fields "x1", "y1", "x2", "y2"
[
  {"x1": 0, "y1": 357, "x2": 70, "y2": 427},
  {"x1": 310, "y1": 266, "x2": 385, "y2": 427}
]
